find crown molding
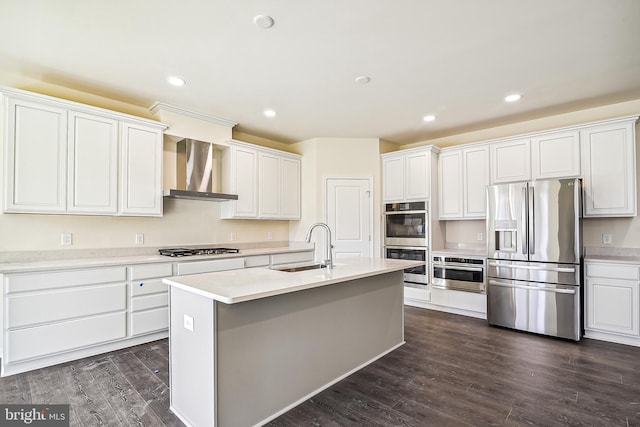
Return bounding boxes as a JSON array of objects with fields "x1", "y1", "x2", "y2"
[{"x1": 149, "y1": 101, "x2": 237, "y2": 128}]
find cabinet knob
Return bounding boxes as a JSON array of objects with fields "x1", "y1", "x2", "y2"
[{"x1": 139, "y1": 282, "x2": 144, "y2": 287}]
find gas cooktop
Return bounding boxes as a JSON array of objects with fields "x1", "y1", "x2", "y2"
[{"x1": 158, "y1": 247, "x2": 240, "y2": 257}]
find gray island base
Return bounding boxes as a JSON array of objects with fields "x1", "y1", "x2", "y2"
[{"x1": 163, "y1": 258, "x2": 421, "y2": 427}]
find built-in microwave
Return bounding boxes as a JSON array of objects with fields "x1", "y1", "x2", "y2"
[
  {"x1": 384, "y1": 201, "x2": 427, "y2": 247},
  {"x1": 432, "y1": 255, "x2": 486, "y2": 293},
  {"x1": 385, "y1": 246, "x2": 428, "y2": 286}
]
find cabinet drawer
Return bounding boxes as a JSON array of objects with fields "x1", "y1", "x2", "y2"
[
  {"x1": 130, "y1": 307, "x2": 168, "y2": 336},
  {"x1": 130, "y1": 263, "x2": 172, "y2": 280},
  {"x1": 5, "y1": 311, "x2": 127, "y2": 363},
  {"x1": 176, "y1": 258, "x2": 245, "y2": 275},
  {"x1": 131, "y1": 292, "x2": 168, "y2": 312},
  {"x1": 5, "y1": 267, "x2": 126, "y2": 293},
  {"x1": 130, "y1": 278, "x2": 167, "y2": 296},
  {"x1": 244, "y1": 255, "x2": 270, "y2": 268},
  {"x1": 586, "y1": 263, "x2": 640, "y2": 280},
  {"x1": 7, "y1": 283, "x2": 126, "y2": 328},
  {"x1": 271, "y1": 251, "x2": 314, "y2": 266}
]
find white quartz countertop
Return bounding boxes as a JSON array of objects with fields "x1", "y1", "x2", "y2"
[
  {"x1": 163, "y1": 257, "x2": 422, "y2": 304},
  {"x1": 0, "y1": 245, "x2": 313, "y2": 274}
]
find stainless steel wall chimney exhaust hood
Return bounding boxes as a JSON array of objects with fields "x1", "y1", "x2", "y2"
[{"x1": 163, "y1": 139, "x2": 238, "y2": 202}]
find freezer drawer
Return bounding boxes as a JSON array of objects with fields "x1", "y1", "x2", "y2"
[
  {"x1": 487, "y1": 279, "x2": 581, "y2": 341},
  {"x1": 487, "y1": 260, "x2": 579, "y2": 286}
]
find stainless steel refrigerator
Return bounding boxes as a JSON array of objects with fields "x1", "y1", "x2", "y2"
[{"x1": 486, "y1": 178, "x2": 582, "y2": 341}]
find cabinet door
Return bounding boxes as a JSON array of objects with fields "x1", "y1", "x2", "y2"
[
  {"x1": 581, "y1": 121, "x2": 636, "y2": 217},
  {"x1": 586, "y1": 277, "x2": 639, "y2": 336},
  {"x1": 231, "y1": 145, "x2": 258, "y2": 217},
  {"x1": 4, "y1": 98, "x2": 67, "y2": 213},
  {"x1": 405, "y1": 151, "x2": 429, "y2": 200},
  {"x1": 67, "y1": 111, "x2": 118, "y2": 214},
  {"x1": 531, "y1": 131, "x2": 580, "y2": 180},
  {"x1": 120, "y1": 122, "x2": 163, "y2": 216},
  {"x1": 281, "y1": 157, "x2": 301, "y2": 219},
  {"x1": 382, "y1": 156, "x2": 404, "y2": 202},
  {"x1": 463, "y1": 145, "x2": 489, "y2": 218},
  {"x1": 490, "y1": 139, "x2": 531, "y2": 184},
  {"x1": 438, "y1": 150, "x2": 463, "y2": 219},
  {"x1": 258, "y1": 152, "x2": 281, "y2": 218}
]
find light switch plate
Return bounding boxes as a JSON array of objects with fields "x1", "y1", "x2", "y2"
[{"x1": 184, "y1": 314, "x2": 194, "y2": 332}]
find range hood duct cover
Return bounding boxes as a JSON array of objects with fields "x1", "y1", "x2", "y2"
[{"x1": 164, "y1": 138, "x2": 238, "y2": 202}]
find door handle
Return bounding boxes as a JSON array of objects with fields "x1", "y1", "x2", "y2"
[
  {"x1": 529, "y1": 186, "x2": 535, "y2": 255},
  {"x1": 488, "y1": 262, "x2": 575, "y2": 273},
  {"x1": 488, "y1": 279, "x2": 576, "y2": 294}
]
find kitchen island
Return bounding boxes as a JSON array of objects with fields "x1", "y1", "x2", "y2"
[{"x1": 162, "y1": 257, "x2": 421, "y2": 427}]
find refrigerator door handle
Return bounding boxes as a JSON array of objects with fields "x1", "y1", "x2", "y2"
[
  {"x1": 522, "y1": 185, "x2": 528, "y2": 255},
  {"x1": 529, "y1": 186, "x2": 535, "y2": 255},
  {"x1": 488, "y1": 262, "x2": 576, "y2": 273},
  {"x1": 488, "y1": 279, "x2": 576, "y2": 294}
]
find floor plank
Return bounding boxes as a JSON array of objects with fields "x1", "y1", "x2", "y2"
[{"x1": 1, "y1": 307, "x2": 639, "y2": 426}]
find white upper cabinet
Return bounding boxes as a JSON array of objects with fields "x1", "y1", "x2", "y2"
[
  {"x1": 1, "y1": 87, "x2": 166, "y2": 216},
  {"x1": 438, "y1": 151, "x2": 463, "y2": 218},
  {"x1": 222, "y1": 140, "x2": 301, "y2": 220},
  {"x1": 489, "y1": 138, "x2": 531, "y2": 184},
  {"x1": 580, "y1": 119, "x2": 637, "y2": 217},
  {"x1": 67, "y1": 111, "x2": 118, "y2": 214},
  {"x1": 531, "y1": 130, "x2": 580, "y2": 180},
  {"x1": 382, "y1": 147, "x2": 435, "y2": 202},
  {"x1": 382, "y1": 156, "x2": 404, "y2": 202},
  {"x1": 439, "y1": 145, "x2": 489, "y2": 219},
  {"x1": 259, "y1": 151, "x2": 281, "y2": 218},
  {"x1": 3, "y1": 97, "x2": 67, "y2": 213},
  {"x1": 120, "y1": 121, "x2": 164, "y2": 216},
  {"x1": 281, "y1": 156, "x2": 301, "y2": 219},
  {"x1": 463, "y1": 145, "x2": 490, "y2": 218}
]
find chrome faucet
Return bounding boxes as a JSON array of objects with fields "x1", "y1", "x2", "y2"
[{"x1": 304, "y1": 222, "x2": 333, "y2": 270}]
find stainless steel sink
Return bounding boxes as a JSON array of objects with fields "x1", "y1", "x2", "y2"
[{"x1": 274, "y1": 263, "x2": 328, "y2": 273}]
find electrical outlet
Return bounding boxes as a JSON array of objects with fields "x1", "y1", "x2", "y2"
[
  {"x1": 268, "y1": 231, "x2": 273, "y2": 240},
  {"x1": 183, "y1": 314, "x2": 194, "y2": 332},
  {"x1": 135, "y1": 233, "x2": 144, "y2": 245},
  {"x1": 61, "y1": 233, "x2": 72, "y2": 246},
  {"x1": 602, "y1": 233, "x2": 613, "y2": 244},
  {"x1": 230, "y1": 231, "x2": 237, "y2": 241},
  {"x1": 476, "y1": 232, "x2": 483, "y2": 241}
]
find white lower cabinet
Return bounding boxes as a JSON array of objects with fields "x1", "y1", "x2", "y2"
[
  {"x1": 129, "y1": 263, "x2": 172, "y2": 336},
  {"x1": 3, "y1": 267, "x2": 129, "y2": 373},
  {"x1": 584, "y1": 261, "x2": 640, "y2": 346}
]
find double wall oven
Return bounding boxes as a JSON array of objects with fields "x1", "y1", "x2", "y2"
[{"x1": 383, "y1": 201, "x2": 428, "y2": 288}]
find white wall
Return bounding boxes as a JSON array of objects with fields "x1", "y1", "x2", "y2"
[{"x1": 289, "y1": 137, "x2": 383, "y2": 260}]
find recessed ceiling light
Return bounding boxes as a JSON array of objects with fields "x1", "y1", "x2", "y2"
[
  {"x1": 264, "y1": 109, "x2": 277, "y2": 118},
  {"x1": 167, "y1": 76, "x2": 186, "y2": 87},
  {"x1": 504, "y1": 93, "x2": 522, "y2": 103},
  {"x1": 423, "y1": 114, "x2": 436, "y2": 122},
  {"x1": 253, "y1": 15, "x2": 274, "y2": 29},
  {"x1": 355, "y1": 76, "x2": 371, "y2": 85}
]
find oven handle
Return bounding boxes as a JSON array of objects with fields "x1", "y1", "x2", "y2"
[
  {"x1": 385, "y1": 246, "x2": 428, "y2": 251},
  {"x1": 432, "y1": 264, "x2": 483, "y2": 272},
  {"x1": 384, "y1": 210, "x2": 427, "y2": 215},
  {"x1": 488, "y1": 262, "x2": 575, "y2": 273},
  {"x1": 488, "y1": 279, "x2": 576, "y2": 294}
]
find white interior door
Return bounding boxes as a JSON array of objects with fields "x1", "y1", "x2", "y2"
[{"x1": 325, "y1": 178, "x2": 372, "y2": 259}]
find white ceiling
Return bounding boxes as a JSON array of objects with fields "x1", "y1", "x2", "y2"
[{"x1": 1, "y1": 0, "x2": 639, "y2": 144}]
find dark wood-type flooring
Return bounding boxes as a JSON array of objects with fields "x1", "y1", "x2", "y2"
[{"x1": 1, "y1": 306, "x2": 639, "y2": 426}]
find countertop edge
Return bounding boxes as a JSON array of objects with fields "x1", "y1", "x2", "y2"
[
  {"x1": 163, "y1": 259, "x2": 420, "y2": 304},
  {"x1": 0, "y1": 245, "x2": 314, "y2": 274}
]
